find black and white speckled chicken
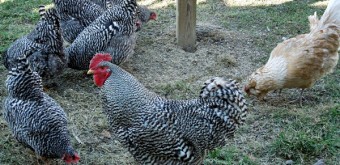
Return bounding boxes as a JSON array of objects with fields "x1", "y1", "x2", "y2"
[
  {"x1": 90, "y1": 0, "x2": 112, "y2": 9},
  {"x1": 87, "y1": 53, "x2": 248, "y2": 164},
  {"x1": 58, "y1": 0, "x2": 156, "y2": 44},
  {"x1": 3, "y1": 6, "x2": 66, "y2": 80},
  {"x1": 59, "y1": 14, "x2": 84, "y2": 44},
  {"x1": 53, "y1": 0, "x2": 104, "y2": 28},
  {"x1": 65, "y1": 0, "x2": 138, "y2": 70},
  {"x1": 135, "y1": 5, "x2": 157, "y2": 31},
  {"x1": 3, "y1": 49, "x2": 80, "y2": 164},
  {"x1": 54, "y1": 0, "x2": 106, "y2": 44},
  {"x1": 89, "y1": 0, "x2": 157, "y2": 31}
]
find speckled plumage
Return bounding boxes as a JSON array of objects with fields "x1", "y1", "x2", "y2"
[
  {"x1": 3, "y1": 50, "x2": 77, "y2": 161},
  {"x1": 90, "y1": 0, "x2": 112, "y2": 9},
  {"x1": 53, "y1": 0, "x2": 104, "y2": 27},
  {"x1": 54, "y1": 0, "x2": 106, "y2": 43},
  {"x1": 3, "y1": 6, "x2": 66, "y2": 79},
  {"x1": 66, "y1": 0, "x2": 138, "y2": 70},
  {"x1": 58, "y1": 0, "x2": 155, "y2": 44},
  {"x1": 92, "y1": 60, "x2": 248, "y2": 164},
  {"x1": 59, "y1": 14, "x2": 84, "y2": 44}
]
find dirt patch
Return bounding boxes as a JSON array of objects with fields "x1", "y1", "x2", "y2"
[{"x1": 123, "y1": 22, "x2": 263, "y2": 93}]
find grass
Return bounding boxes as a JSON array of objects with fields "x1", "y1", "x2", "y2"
[
  {"x1": 206, "y1": 147, "x2": 259, "y2": 165},
  {"x1": 270, "y1": 106, "x2": 340, "y2": 164},
  {"x1": 0, "y1": 0, "x2": 339, "y2": 165}
]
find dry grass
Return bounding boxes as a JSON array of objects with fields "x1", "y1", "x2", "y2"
[{"x1": 0, "y1": 0, "x2": 339, "y2": 165}]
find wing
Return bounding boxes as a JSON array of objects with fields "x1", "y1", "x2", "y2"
[{"x1": 124, "y1": 122, "x2": 199, "y2": 163}]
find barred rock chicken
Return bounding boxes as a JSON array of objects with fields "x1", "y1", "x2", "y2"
[
  {"x1": 66, "y1": 0, "x2": 138, "y2": 70},
  {"x1": 53, "y1": 0, "x2": 104, "y2": 28},
  {"x1": 245, "y1": 0, "x2": 340, "y2": 104},
  {"x1": 90, "y1": 0, "x2": 157, "y2": 23},
  {"x1": 135, "y1": 5, "x2": 157, "y2": 32},
  {"x1": 87, "y1": 53, "x2": 248, "y2": 164},
  {"x1": 3, "y1": 50, "x2": 80, "y2": 164},
  {"x1": 107, "y1": 3, "x2": 157, "y2": 32},
  {"x1": 59, "y1": 14, "x2": 84, "y2": 44},
  {"x1": 54, "y1": 0, "x2": 105, "y2": 44},
  {"x1": 90, "y1": 0, "x2": 113, "y2": 9},
  {"x1": 93, "y1": 0, "x2": 157, "y2": 30},
  {"x1": 3, "y1": 6, "x2": 66, "y2": 79},
  {"x1": 58, "y1": 0, "x2": 156, "y2": 43}
]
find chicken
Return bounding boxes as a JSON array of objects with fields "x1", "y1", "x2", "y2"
[
  {"x1": 59, "y1": 14, "x2": 84, "y2": 44},
  {"x1": 3, "y1": 49, "x2": 80, "y2": 164},
  {"x1": 90, "y1": 0, "x2": 112, "y2": 9},
  {"x1": 3, "y1": 6, "x2": 66, "y2": 80},
  {"x1": 244, "y1": 0, "x2": 340, "y2": 104},
  {"x1": 65, "y1": 0, "x2": 138, "y2": 70},
  {"x1": 54, "y1": 0, "x2": 106, "y2": 44},
  {"x1": 87, "y1": 53, "x2": 248, "y2": 164},
  {"x1": 58, "y1": 0, "x2": 156, "y2": 44},
  {"x1": 53, "y1": 0, "x2": 104, "y2": 28},
  {"x1": 135, "y1": 5, "x2": 157, "y2": 32}
]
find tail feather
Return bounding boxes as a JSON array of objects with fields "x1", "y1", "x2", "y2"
[
  {"x1": 10, "y1": 48, "x2": 36, "y2": 74},
  {"x1": 6, "y1": 48, "x2": 44, "y2": 100},
  {"x1": 199, "y1": 77, "x2": 248, "y2": 124},
  {"x1": 45, "y1": 8, "x2": 61, "y2": 28},
  {"x1": 308, "y1": 12, "x2": 319, "y2": 32},
  {"x1": 38, "y1": 5, "x2": 46, "y2": 17},
  {"x1": 320, "y1": 0, "x2": 340, "y2": 25},
  {"x1": 309, "y1": 0, "x2": 340, "y2": 32},
  {"x1": 2, "y1": 49, "x2": 9, "y2": 70},
  {"x1": 42, "y1": 7, "x2": 64, "y2": 59},
  {"x1": 38, "y1": 5, "x2": 61, "y2": 29}
]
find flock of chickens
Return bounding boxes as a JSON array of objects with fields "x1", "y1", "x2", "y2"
[{"x1": 1, "y1": 0, "x2": 339, "y2": 164}]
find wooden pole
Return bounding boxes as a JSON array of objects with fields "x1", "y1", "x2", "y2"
[{"x1": 176, "y1": 0, "x2": 197, "y2": 52}]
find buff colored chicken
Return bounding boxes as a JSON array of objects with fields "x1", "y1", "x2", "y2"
[{"x1": 245, "y1": 0, "x2": 340, "y2": 105}]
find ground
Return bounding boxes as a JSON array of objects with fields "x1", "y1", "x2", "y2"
[{"x1": 0, "y1": 0, "x2": 339, "y2": 165}]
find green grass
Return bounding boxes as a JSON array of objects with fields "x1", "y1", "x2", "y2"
[
  {"x1": 206, "y1": 147, "x2": 259, "y2": 165},
  {"x1": 198, "y1": 0, "x2": 327, "y2": 58},
  {"x1": 0, "y1": 0, "x2": 52, "y2": 53},
  {"x1": 1, "y1": 0, "x2": 339, "y2": 165},
  {"x1": 270, "y1": 106, "x2": 339, "y2": 164},
  {"x1": 322, "y1": 64, "x2": 340, "y2": 98},
  {"x1": 222, "y1": 0, "x2": 326, "y2": 54}
]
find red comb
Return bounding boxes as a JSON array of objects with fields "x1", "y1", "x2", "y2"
[
  {"x1": 89, "y1": 53, "x2": 112, "y2": 69},
  {"x1": 150, "y1": 12, "x2": 157, "y2": 20}
]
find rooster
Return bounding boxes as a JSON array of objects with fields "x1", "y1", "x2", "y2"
[
  {"x1": 3, "y1": 49, "x2": 80, "y2": 164},
  {"x1": 87, "y1": 53, "x2": 248, "y2": 164},
  {"x1": 244, "y1": 0, "x2": 340, "y2": 104}
]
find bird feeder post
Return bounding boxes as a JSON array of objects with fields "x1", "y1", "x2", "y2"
[{"x1": 176, "y1": 0, "x2": 197, "y2": 52}]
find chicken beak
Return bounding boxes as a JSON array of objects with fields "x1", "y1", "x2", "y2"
[
  {"x1": 244, "y1": 85, "x2": 250, "y2": 95},
  {"x1": 87, "y1": 69, "x2": 94, "y2": 75}
]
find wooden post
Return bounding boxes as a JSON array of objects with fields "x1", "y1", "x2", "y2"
[{"x1": 176, "y1": 0, "x2": 197, "y2": 52}]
